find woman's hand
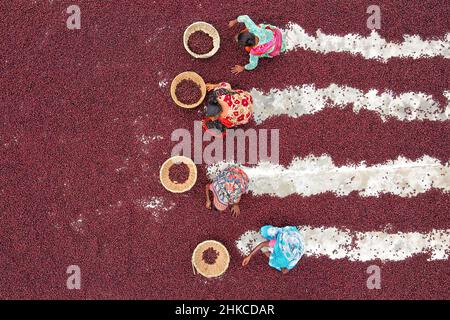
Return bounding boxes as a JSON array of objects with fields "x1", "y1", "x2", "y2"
[
  {"x1": 206, "y1": 83, "x2": 217, "y2": 91},
  {"x1": 231, "y1": 65, "x2": 245, "y2": 75},
  {"x1": 206, "y1": 199, "x2": 212, "y2": 210},
  {"x1": 228, "y1": 19, "x2": 238, "y2": 28},
  {"x1": 231, "y1": 204, "x2": 240, "y2": 217},
  {"x1": 242, "y1": 256, "x2": 251, "y2": 267}
]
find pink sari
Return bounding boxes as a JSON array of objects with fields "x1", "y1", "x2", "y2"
[{"x1": 250, "y1": 26, "x2": 283, "y2": 57}]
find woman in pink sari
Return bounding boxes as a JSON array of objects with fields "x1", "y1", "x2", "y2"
[{"x1": 228, "y1": 15, "x2": 286, "y2": 74}]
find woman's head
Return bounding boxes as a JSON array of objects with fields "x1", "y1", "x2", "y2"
[
  {"x1": 205, "y1": 102, "x2": 222, "y2": 118},
  {"x1": 237, "y1": 31, "x2": 256, "y2": 47}
]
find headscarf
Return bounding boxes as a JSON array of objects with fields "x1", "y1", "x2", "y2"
[
  {"x1": 210, "y1": 165, "x2": 249, "y2": 211},
  {"x1": 260, "y1": 225, "x2": 304, "y2": 271}
]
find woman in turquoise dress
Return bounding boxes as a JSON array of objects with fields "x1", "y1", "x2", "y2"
[
  {"x1": 229, "y1": 15, "x2": 286, "y2": 74},
  {"x1": 242, "y1": 225, "x2": 304, "y2": 274}
]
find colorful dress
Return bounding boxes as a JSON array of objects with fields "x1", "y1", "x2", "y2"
[
  {"x1": 237, "y1": 15, "x2": 286, "y2": 70},
  {"x1": 215, "y1": 82, "x2": 253, "y2": 128},
  {"x1": 260, "y1": 225, "x2": 304, "y2": 271},
  {"x1": 210, "y1": 165, "x2": 249, "y2": 211}
]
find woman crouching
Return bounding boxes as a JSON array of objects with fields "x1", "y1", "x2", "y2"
[
  {"x1": 205, "y1": 165, "x2": 249, "y2": 217},
  {"x1": 229, "y1": 15, "x2": 286, "y2": 74},
  {"x1": 203, "y1": 82, "x2": 253, "y2": 135},
  {"x1": 242, "y1": 225, "x2": 304, "y2": 274}
]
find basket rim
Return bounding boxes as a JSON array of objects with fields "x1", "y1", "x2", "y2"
[
  {"x1": 192, "y1": 240, "x2": 230, "y2": 278},
  {"x1": 159, "y1": 155, "x2": 197, "y2": 193},
  {"x1": 183, "y1": 21, "x2": 220, "y2": 59},
  {"x1": 170, "y1": 71, "x2": 206, "y2": 109}
]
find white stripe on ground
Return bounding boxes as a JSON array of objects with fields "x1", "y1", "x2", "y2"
[
  {"x1": 207, "y1": 155, "x2": 450, "y2": 198},
  {"x1": 236, "y1": 227, "x2": 450, "y2": 261},
  {"x1": 251, "y1": 85, "x2": 450, "y2": 123},
  {"x1": 283, "y1": 23, "x2": 450, "y2": 61}
]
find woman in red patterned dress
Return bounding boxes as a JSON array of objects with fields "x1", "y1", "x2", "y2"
[{"x1": 203, "y1": 82, "x2": 254, "y2": 134}]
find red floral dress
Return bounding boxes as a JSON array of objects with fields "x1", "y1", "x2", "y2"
[{"x1": 216, "y1": 82, "x2": 253, "y2": 128}]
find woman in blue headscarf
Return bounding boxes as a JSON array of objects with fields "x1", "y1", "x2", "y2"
[{"x1": 242, "y1": 225, "x2": 304, "y2": 274}]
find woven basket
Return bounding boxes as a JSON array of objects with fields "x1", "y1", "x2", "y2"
[
  {"x1": 183, "y1": 21, "x2": 220, "y2": 59},
  {"x1": 192, "y1": 240, "x2": 230, "y2": 278},
  {"x1": 170, "y1": 71, "x2": 206, "y2": 109},
  {"x1": 160, "y1": 156, "x2": 197, "y2": 193}
]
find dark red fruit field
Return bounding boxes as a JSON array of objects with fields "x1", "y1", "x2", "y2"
[{"x1": 0, "y1": 0, "x2": 449, "y2": 300}]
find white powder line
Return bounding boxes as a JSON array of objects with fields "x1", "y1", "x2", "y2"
[
  {"x1": 283, "y1": 23, "x2": 450, "y2": 61},
  {"x1": 207, "y1": 155, "x2": 450, "y2": 198},
  {"x1": 236, "y1": 227, "x2": 450, "y2": 262},
  {"x1": 251, "y1": 85, "x2": 450, "y2": 123}
]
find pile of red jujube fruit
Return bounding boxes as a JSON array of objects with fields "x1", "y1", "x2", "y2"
[
  {"x1": 175, "y1": 79, "x2": 202, "y2": 105},
  {"x1": 202, "y1": 247, "x2": 219, "y2": 265},
  {"x1": 188, "y1": 31, "x2": 214, "y2": 54},
  {"x1": 169, "y1": 163, "x2": 190, "y2": 183}
]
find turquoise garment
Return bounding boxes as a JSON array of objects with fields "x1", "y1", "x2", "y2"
[
  {"x1": 237, "y1": 15, "x2": 286, "y2": 70},
  {"x1": 260, "y1": 225, "x2": 304, "y2": 271}
]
